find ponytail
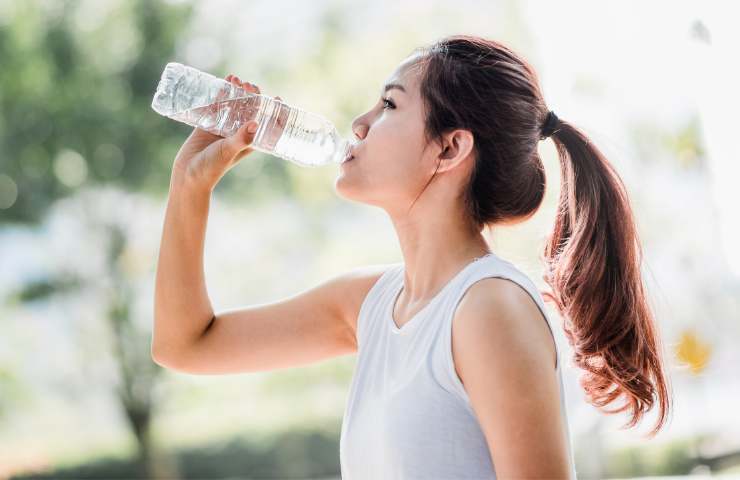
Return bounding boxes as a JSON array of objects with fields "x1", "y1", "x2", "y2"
[{"x1": 541, "y1": 120, "x2": 673, "y2": 438}]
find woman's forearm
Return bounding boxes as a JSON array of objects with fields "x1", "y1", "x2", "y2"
[{"x1": 152, "y1": 177, "x2": 215, "y2": 361}]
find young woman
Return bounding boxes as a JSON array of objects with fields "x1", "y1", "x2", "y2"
[{"x1": 153, "y1": 35, "x2": 672, "y2": 479}]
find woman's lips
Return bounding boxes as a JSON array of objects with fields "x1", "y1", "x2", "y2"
[{"x1": 346, "y1": 144, "x2": 360, "y2": 162}]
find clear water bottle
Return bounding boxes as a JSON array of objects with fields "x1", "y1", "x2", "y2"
[{"x1": 151, "y1": 62, "x2": 353, "y2": 167}]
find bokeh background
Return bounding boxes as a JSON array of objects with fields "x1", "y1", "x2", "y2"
[{"x1": 2, "y1": 0, "x2": 739, "y2": 478}]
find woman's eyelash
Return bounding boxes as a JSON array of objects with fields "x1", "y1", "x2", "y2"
[{"x1": 381, "y1": 97, "x2": 396, "y2": 109}]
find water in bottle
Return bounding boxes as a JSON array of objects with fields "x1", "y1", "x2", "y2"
[{"x1": 151, "y1": 62, "x2": 354, "y2": 167}]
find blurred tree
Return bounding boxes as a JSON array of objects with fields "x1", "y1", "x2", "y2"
[
  {"x1": 0, "y1": 0, "x2": 183, "y2": 224},
  {"x1": 0, "y1": 0, "x2": 292, "y2": 226},
  {"x1": 6, "y1": 187, "x2": 179, "y2": 479}
]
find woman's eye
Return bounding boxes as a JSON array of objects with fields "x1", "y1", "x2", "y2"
[{"x1": 381, "y1": 97, "x2": 396, "y2": 110}]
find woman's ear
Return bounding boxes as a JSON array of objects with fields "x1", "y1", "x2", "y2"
[{"x1": 437, "y1": 129, "x2": 475, "y2": 173}]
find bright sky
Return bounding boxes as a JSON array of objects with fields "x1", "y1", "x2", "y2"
[{"x1": 527, "y1": 0, "x2": 740, "y2": 276}]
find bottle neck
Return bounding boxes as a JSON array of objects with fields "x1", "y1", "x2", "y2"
[{"x1": 332, "y1": 137, "x2": 353, "y2": 165}]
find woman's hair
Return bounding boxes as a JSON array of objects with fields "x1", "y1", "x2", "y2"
[{"x1": 410, "y1": 35, "x2": 672, "y2": 438}]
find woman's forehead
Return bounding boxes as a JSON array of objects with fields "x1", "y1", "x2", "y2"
[
  {"x1": 384, "y1": 56, "x2": 425, "y2": 95},
  {"x1": 398, "y1": 53, "x2": 426, "y2": 77}
]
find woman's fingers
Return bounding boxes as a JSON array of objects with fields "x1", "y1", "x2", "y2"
[
  {"x1": 225, "y1": 74, "x2": 263, "y2": 95},
  {"x1": 241, "y1": 79, "x2": 260, "y2": 94},
  {"x1": 222, "y1": 121, "x2": 258, "y2": 159}
]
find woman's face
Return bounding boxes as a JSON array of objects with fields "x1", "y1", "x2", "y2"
[{"x1": 335, "y1": 54, "x2": 439, "y2": 212}]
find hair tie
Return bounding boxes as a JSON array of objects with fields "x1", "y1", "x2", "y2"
[{"x1": 540, "y1": 110, "x2": 560, "y2": 140}]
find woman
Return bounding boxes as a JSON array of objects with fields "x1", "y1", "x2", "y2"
[{"x1": 153, "y1": 35, "x2": 672, "y2": 479}]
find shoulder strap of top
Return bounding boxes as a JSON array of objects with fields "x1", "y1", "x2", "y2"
[
  {"x1": 355, "y1": 262, "x2": 403, "y2": 347},
  {"x1": 436, "y1": 254, "x2": 562, "y2": 405},
  {"x1": 459, "y1": 255, "x2": 559, "y2": 368}
]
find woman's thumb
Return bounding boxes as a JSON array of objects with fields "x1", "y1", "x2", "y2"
[
  {"x1": 245, "y1": 120, "x2": 258, "y2": 138},
  {"x1": 222, "y1": 121, "x2": 258, "y2": 159},
  {"x1": 236, "y1": 121, "x2": 258, "y2": 146}
]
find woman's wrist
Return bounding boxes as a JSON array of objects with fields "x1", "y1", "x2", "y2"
[{"x1": 169, "y1": 168, "x2": 214, "y2": 198}]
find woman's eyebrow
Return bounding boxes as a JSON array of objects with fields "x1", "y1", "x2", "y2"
[{"x1": 381, "y1": 83, "x2": 406, "y2": 96}]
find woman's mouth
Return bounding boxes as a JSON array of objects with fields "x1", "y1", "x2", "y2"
[{"x1": 343, "y1": 144, "x2": 359, "y2": 163}]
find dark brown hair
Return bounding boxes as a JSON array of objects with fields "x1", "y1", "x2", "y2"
[{"x1": 410, "y1": 35, "x2": 672, "y2": 438}]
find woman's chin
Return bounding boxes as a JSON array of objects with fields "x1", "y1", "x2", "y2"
[{"x1": 334, "y1": 173, "x2": 362, "y2": 200}]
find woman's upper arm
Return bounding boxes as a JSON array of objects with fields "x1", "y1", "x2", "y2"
[
  {"x1": 152, "y1": 264, "x2": 388, "y2": 375},
  {"x1": 451, "y1": 277, "x2": 572, "y2": 479}
]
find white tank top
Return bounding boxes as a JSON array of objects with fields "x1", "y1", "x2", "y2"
[{"x1": 339, "y1": 253, "x2": 577, "y2": 479}]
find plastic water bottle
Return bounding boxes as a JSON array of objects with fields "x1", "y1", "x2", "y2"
[{"x1": 151, "y1": 62, "x2": 353, "y2": 167}]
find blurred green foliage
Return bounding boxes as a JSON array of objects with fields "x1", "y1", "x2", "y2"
[
  {"x1": 11, "y1": 429, "x2": 725, "y2": 479},
  {"x1": 0, "y1": 0, "x2": 296, "y2": 226},
  {"x1": 11, "y1": 425, "x2": 342, "y2": 480},
  {"x1": 604, "y1": 435, "x2": 707, "y2": 477}
]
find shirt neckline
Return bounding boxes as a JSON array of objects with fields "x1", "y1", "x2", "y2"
[{"x1": 388, "y1": 253, "x2": 497, "y2": 334}]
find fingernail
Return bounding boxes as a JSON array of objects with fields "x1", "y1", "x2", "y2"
[{"x1": 247, "y1": 122, "x2": 258, "y2": 133}]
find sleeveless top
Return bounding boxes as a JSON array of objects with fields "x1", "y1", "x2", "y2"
[{"x1": 339, "y1": 253, "x2": 578, "y2": 479}]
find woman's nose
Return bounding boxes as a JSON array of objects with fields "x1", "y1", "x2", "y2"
[{"x1": 351, "y1": 121, "x2": 367, "y2": 140}]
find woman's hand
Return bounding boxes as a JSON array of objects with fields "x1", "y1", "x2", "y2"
[{"x1": 170, "y1": 74, "x2": 283, "y2": 192}]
